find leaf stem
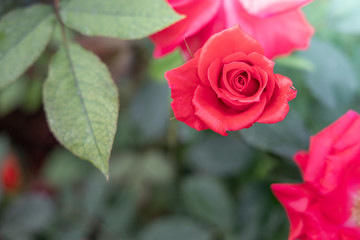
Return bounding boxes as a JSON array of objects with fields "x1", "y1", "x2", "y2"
[{"x1": 54, "y1": 0, "x2": 68, "y2": 48}]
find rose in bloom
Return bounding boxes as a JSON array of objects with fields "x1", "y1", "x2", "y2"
[
  {"x1": 272, "y1": 110, "x2": 360, "y2": 240},
  {"x1": 1, "y1": 152, "x2": 22, "y2": 193},
  {"x1": 165, "y1": 25, "x2": 296, "y2": 136},
  {"x1": 151, "y1": 0, "x2": 314, "y2": 59}
]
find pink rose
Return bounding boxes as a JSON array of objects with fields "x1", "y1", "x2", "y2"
[
  {"x1": 151, "y1": 0, "x2": 314, "y2": 59},
  {"x1": 165, "y1": 25, "x2": 296, "y2": 136},
  {"x1": 272, "y1": 110, "x2": 360, "y2": 240}
]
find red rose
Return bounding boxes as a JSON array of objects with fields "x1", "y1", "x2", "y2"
[
  {"x1": 272, "y1": 110, "x2": 360, "y2": 240},
  {"x1": 151, "y1": 0, "x2": 314, "y2": 59},
  {"x1": 1, "y1": 152, "x2": 22, "y2": 193},
  {"x1": 165, "y1": 25, "x2": 296, "y2": 136}
]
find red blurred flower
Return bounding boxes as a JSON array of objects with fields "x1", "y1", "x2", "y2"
[
  {"x1": 166, "y1": 25, "x2": 296, "y2": 136},
  {"x1": 151, "y1": 0, "x2": 314, "y2": 59},
  {"x1": 1, "y1": 152, "x2": 22, "y2": 193},
  {"x1": 272, "y1": 110, "x2": 360, "y2": 240}
]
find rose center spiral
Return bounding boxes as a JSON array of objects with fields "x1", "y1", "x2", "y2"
[
  {"x1": 230, "y1": 71, "x2": 259, "y2": 96},
  {"x1": 235, "y1": 75, "x2": 245, "y2": 89}
]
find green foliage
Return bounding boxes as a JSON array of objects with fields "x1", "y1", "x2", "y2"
[
  {"x1": 129, "y1": 82, "x2": 170, "y2": 141},
  {"x1": 299, "y1": 38, "x2": 357, "y2": 109},
  {"x1": 0, "y1": 4, "x2": 55, "y2": 89},
  {"x1": 60, "y1": 0, "x2": 183, "y2": 39},
  {"x1": 235, "y1": 183, "x2": 288, "y2": 240},
  {"x1": 139, "y1": 217, "x2": 211, "y2": 240},
  {"x1": 0, "y1": 77, "x2": 27, "y2": 116},
  {"x1": 43, "y1": 147, "x2": 92, "y2": 187},
  {"x1": 0, "y1": 134, "x2": 10, "y2": 160},
  {"x1": 43, "y1": 43, "x2": 119, "y2": 178},
  {"x1": 1, "y1": 1, "x2": 360, "y2": 240},
  {"x1": 241, "y1": 110, "x2": 310, "y2": 159},
  {"x1": 22, "y1": 77, "x2": 43, "y2": 113},
  {"x1": 109, "y1": 151, "x2": 175, "y2": 187},
  {"x1": 181, "y1": 175, "x2": 234, "y2": 231},
  {"x1": 329, "y1": 0, "x2": 360, "y2": 34},
  {"x1": 0, "y1": 0, "x2": 183, "y2": 177},
  {"x1": 150, "y1": 50, "x2": 184, "y2": 81},
  {"x1": 275, "y1": 55, "x2": 314, "y2": 72},
  {"x1": 186, "y1": 135, "x2": 254, "y2": 176},
  {"x1": 98, "y1": 189, "x2": 137, "y2": 238},
  {"x1": 0, "y1": 194, "x2": 54, "y2": 238},
  {"x1": 0, "y1": 76, "x2": 44, "y2": 116}
]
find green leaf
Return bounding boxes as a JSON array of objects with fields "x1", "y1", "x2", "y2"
[
  {"x1": 141, "y1": 151, "x2": 175, "y2": 184},
  {"x1": 1, "y1": 194, "x2": 54, "y2": 238},
  {"x1": 110, "y1": 151, "x2": 174, "y2": 185},
  {"x1": 0, "y1": 4, "x2": 55, "y2": 89},
  {"x1": 241, "y1": 109, "x2": 309, "y2": 159},
  {"x1": 83, "y1": 172, "x2": 108, "y2": 213},
  {"x1": 139, "y1": 216, "x2": 212, "y2": 240},
  {"x1": 129, "y1": 82, "x2": 170, "y2": 141},
  {"x1": 186, "y1": 134, "x2": 253, "y2": 176},
  {"x1": 329, "y1": 0, "x2": 360, "y2": 34},
  {"x1": 150, "y1": 50, "x2": 184, "y2": 82},
  {"x1": 181, "y1": 175, "x2": 234, "y2": 230},
  {"x1": 60, "y1": 0, "x2": 183, "y2": 39},
  {"x1": 99, "y1": 189, "x2": 137, "y2": 238},
  {"x1": 299, "y1": 38, "x2": 357, "y2": 109},
  {"x1": 275, "y1": 55, "x2": 315, "y2": 72},
  {"x1": 22, "y1": 78, "x2": 43, "y2": 113},
  {"x1": 43, "y1": 43, "x2": 119, "y2": 178},
  {"x1": 302, "y1": 0, "x2": 330, "y2": 34},
  {"x1": 0, "y1": 77, "x2": 27, "y2": 116},
  {"x1": 43, "y1": 147, "x2": 93, "y2": 187},
  {"x1": 235, "y1": 183, "x2": 288, "y2": 240}
]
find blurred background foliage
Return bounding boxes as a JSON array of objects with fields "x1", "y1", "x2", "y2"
[{"x1": 1, "y1": 0, "x2": 360, "y2": 239}]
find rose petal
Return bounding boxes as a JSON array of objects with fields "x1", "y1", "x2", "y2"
[
  {"x1": 246, "y1": 10, "x2": 314, "y2": 58},
  {"x1": 198, "y1": 25, "x2": 264, "y2": 84},
  {"x1": 150, "y1": 0, "x2": 220, "y2": 57},
  {"x1": 273, "y1": 110, "x2": 360, "y2": 240},
  {"x1": 223, "y1": 52, "x2": 276, "y2": 98},
  {"x1": 304, "y1": 111, "x2": 360, "y2": 185},
  {"x1": 271, "y1": 183, "x2": 311, "y2": 240},
  {"x1": 318, "y1": 186, "x2": 351, "y2": 224},
  {"x1": 339, "y1": 228, "x2": 360, "y2": 240},
  {"x1": 222, "y1": 52, "x2": 249, "y2": 65},
  {"x1": 256, "y1": 74, "x2": 296, "y2": 124},
  {"x1": 239, "y1": 0, "x2": 313, "y2": 18},
  {"x1": 220, "y1": 2, "x2": 314, "y2": 58},
  {"x1": 192, "y1": 86, "x2": 267, "y2": 135},
  {"x1": 319, "y1": 145, "x2": 360, "y2": 194},
  {"x1": 271, "y1": 183, "x2": 311, "y2": 212},
  {"x1": 333, "y1": 116, "x2": 360, "y2": 151},
  {"x1": 224, "y1": 69, "x2": 250, "y2": 95},
  {"x1": 221, "y1": 63, "x2": 265, "y2": 99},
  {"x1": 222, "y1": 52, "x2": 276, "y2": 97},
  {"x1": 169, "y1": 0, "x2": 194, "y2": 8},
  {"x1": 294, "y1": 150, "x2": 309, "y2": 175},
  {"x1": 165, "y1": 58, "x2": 208, "y2": 131},
  {"x1": 178, "y1": 13, "x2": 228, "y2": 60},
  {"x1": 223, "y1": 52, "x2": 275, "y2": 73},
  {"x1": 156, "y1": 0, "x2": 313, "y2": 59},
  {"x1": 207, "y1": 60, "x2": 268, "y2": 107}
]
